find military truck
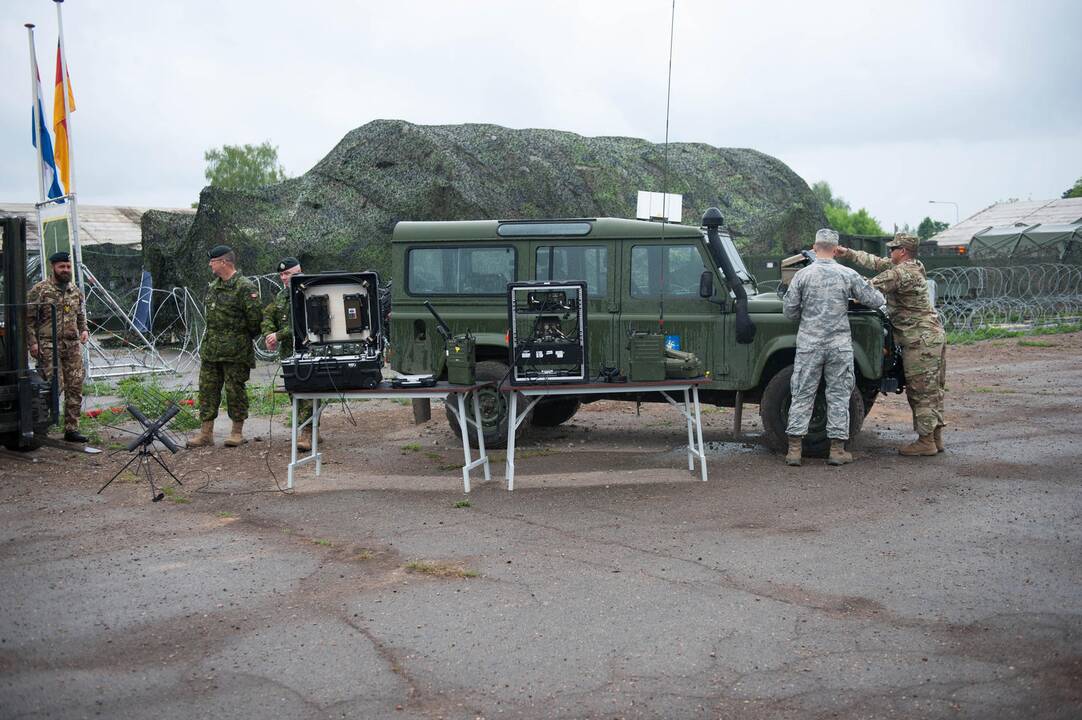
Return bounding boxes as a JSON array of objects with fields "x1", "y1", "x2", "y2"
[
  {"x1": 390, "y1": 209, "x2": 900, "y2": 454},
  {"x1": 0, "y1": 215, "x2": 59, "y2": 450}
]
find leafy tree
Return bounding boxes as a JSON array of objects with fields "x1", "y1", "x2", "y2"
[
  {"x1": 917, "y1": 216, "x2": 950, "y2": 241},
  {"x1": 203, "y1": 141, "x2": 288, "y2": 191},
  {"x1": 812, "y1": 179, "x2": 884, "y2": 235},
  {"x1": 1063, "y1": 176, "x2": 1082, "y2": 199}
]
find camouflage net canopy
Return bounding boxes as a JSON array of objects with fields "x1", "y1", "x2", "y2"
[{"x1": 143, "y1": 120, "x2": 826, "y2": 296}]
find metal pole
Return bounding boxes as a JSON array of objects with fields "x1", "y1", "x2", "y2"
[
  {"x1": 54, "y1": 0, "x2": 85, "y2": 295},
  {"x1": 25, "y1": 25, "x2": 46, "y2": 204}
]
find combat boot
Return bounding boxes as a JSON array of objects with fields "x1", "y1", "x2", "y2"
[
  {"x1": 785, "y1": 436, "x2": 802, "y2": 466},
  {"x1": 899, "y1": 434, "x2": 938, "y2": 456},
  {"x1": 297, "y1": 425, "x2": 312, "y2": 452},
  {"x1": 224, "y1": 420, "x2": 247, "y2": 447},
  {"x1": 827, "y1": 439, "x2": 853, "y2": 466},
  {"x1": 188, "y1": 421, "x2": 215, "y2": 448},
  {"x1": 933, "y1": 426, "x2": 945, "y2": 453}
]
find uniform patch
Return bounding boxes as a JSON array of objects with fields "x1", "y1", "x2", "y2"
[{"x1": 250, "y1": 293, "x2": 258, "y2": 298}]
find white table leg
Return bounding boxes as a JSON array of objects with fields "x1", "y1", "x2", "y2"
[
  {"x1": 693, "y1": 386, "x2": 707, "y2": 482},
  {"x1": 506, "y1": 391, "x2": 518, "y2": 491},
  {"x1": 472, "y1": 392, "x2": 490, "y2": 483},
  {"x1": 683, "y1": 388, "x2": 695, "y2": 472},
  {"x1": 288, "y1": 395, "x2": 298, "y2": 490},
  {"x1": 312, "y1": 398, "x2": 322, "y2": 476},
  {"x1": 456, "y1": 393, "x2": 473, "y2": 493}
]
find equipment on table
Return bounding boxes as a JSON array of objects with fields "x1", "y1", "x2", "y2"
[
  {"x1": 627, "y1": 331, "x2": 666, "y2": 382},
  {"x1": 424, "y1": 301, "x2": 475, "y2": 385},
  {"x1": 391, "y1": 374, "x2": 438, "y2": 388},
  {"x1": 508, "y1": 281, "x2": 587, "y2": 386},
  {"x1": 282, "y1": 272, "x2": 384, "y2": 392},
  {"x1": 664, "y1": 347, "x2": 703, "y2": 379}
]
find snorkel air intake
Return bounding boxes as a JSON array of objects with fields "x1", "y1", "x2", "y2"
[{"x1": 702, "y1": 208, "x2": 756, "y2": 345}]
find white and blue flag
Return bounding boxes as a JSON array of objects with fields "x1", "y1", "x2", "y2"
[{"x1": 30, "y1": 57, "x2": 63, "y2": 200}]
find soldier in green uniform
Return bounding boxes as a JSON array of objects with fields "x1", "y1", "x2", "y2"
[
  {"x1": 836, "y1": 233, "x2": 947, "y2": 456},
  {"x1": 188, "y1": 245, "x2": 263, "y2": 448},
  {"x1": 261, "y1": 256, "x2": 313, "y2": 451},
  {"x1": 26, "y1": 251, "x2": 89, "y2": 442}
]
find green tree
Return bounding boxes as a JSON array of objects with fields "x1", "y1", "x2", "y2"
[
  {"x1": 203, "y1": 141, "x2": 288, "y2": 191},
  {"x1": 812, "y1": 179, "x2": 884, "y2": 235},
  {"x1": 917, "y1": 216, "x2": 950, "y2": 241},
  {"x1": 1063, "y1": 176, "x2": 1082, "y2": 199}
]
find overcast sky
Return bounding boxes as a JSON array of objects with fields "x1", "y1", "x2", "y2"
[{"x1": 2, "y1": 0, "x2": 1080, "y2": 231}]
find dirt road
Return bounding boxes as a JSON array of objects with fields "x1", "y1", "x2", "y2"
[{"x1": 2, "y1": 334, "x2": 1080, "y2": 719}]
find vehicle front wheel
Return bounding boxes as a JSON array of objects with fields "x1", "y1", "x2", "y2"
[
  {"x1": 444, "y1": 360, "x2": 531, "y2": 450},
  {"x1": 759, "y1": 364, "x2": 865, "y2": 458}
]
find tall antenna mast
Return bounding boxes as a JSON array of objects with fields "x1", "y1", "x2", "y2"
[{"x1": 658, "y1": 0, "x2": 676, "y2": 333}]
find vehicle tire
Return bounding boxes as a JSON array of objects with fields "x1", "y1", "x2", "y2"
[
  {"x1": 1, "y1": 431, "x2": 41, "y2": 452},
  {"x1": 530, "y1": 398, "x2": 581, "y2": 427},
  {"x1": 445, "y1": 360, "x2": 529, "y2": 450},
  {"x1": 759, "y1": 364, "x2": 865, "y2": 458},
  {"x1": 860, "y1": 384, "x2": 879, "y2": 418}
]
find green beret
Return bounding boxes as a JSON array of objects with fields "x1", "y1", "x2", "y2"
[
  {"x1": 208, "y1": 244, "x2": 233, "y2": 259},
  {"x1": 277, "y1": 257, "x2": 300, "y2": 272},
  {"x1": 48, "y1": 251, "x2": 70, "y2": 264}
]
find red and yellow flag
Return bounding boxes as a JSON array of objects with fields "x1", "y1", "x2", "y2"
[{"x1": 52, "y1": 42, "x2": 76, "y2": 195}]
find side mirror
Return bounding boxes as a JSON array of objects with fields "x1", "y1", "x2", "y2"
[{"x1": 699, "y1": 270, "x2": 714, "y2": 298}]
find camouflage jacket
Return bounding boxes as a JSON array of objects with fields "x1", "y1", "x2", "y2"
[
  {"x1": 783, "y1": 258, "x2": 885, "y2": 350},
  {"x1": 260, "y1": 286, "x2": 294, "y2": 359},
  {"x1": 26, "y1": 278, "x2": 87, "y2": 345},
  {"x1": 844, "y1": 249, "x2": 943, "y2": 345},
  {"x1": 200, "y1": 271, "x2": 263, "y2": 366}
]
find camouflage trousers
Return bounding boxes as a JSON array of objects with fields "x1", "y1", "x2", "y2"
[
  {"x1": 786, "y1": 346, "x2": 854, "y2": 440},
  {"x1": 293, "y1": 397, "x2": 313, "y2": 424},
  {"x1": 902, "y1": 329, "x2": 946, "y2": 436},
  {"x1": 198, "y1": 361, "x2": 251, "y2": 422},
  {"x1": 37, "y1": 339, "x2": 84, "y2": 431}
]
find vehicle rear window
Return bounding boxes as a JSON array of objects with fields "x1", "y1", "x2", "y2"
[
  {"x1": 535, "y1": 246, "x2": 608, "y2": 297},
  {"x1": 407, "y1": 246, "x2": 515, "y2": 295},
  {"x1": 630, "y1": 245, "x2": 706, "y2": 298}
]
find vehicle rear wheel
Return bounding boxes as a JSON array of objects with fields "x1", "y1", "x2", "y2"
[
  {"x1": 759, "y1": 364, "x2": 865, "y2": 458},
  {"x1": 529, "y1": 398, "x2": 581, "y2": 427},
  {"x1": 445, "y1": 360, "x2": 530, "y2": 449}
]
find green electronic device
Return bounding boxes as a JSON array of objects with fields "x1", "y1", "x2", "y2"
[
  {"x1": 627, "y1": 331, "x2": 667, "y2": 382},
  {"x1": 424, "y1": 301, "x2": 475, "y2": 385}
]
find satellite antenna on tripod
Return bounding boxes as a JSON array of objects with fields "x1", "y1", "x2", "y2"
[{"x1": 98, "y1": 403, "x2": 183, "y2": 502}]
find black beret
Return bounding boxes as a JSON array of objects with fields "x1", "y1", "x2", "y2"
[
  {"x1": 277, "y1": 256, "x2": 300, "y2": 272},
  {"x1": 48, "y1": 251, "x2": 70, "y2": 264},
  {"x1": 208, "y1": 244, "x2": 233, "y2": 259}
]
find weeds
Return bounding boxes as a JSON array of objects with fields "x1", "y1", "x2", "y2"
[
  {"x1": 404, "y1": 560, "x2": 478, "y2": 578},
  {"x1": 453, "y1": 499, "x2": 471, "y2": 508},
  {"x1": 948, "y1": 323, "x2": 1082, "y2": 346},
  {"x1": 313, "y1": 539, "x2": 333, "y2": 547},
  {"x1": 401, "y1": 443, "x2": 421, "y2": 453},
  {"x1": 1017, "y1": 339, "x2": 1056, "y2": 348}
]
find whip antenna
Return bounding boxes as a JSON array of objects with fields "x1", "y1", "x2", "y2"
[{"x1": 658, "y1": 0, "x2": 677, "y2": 333}]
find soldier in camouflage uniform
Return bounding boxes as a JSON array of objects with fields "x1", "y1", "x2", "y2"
[
  {"x1": 188, "y1": 245, "x2": 263, "y2": 448},
  {"x1": 261, "y1": 256, "x2": 313, "y2": 451},
  {"x1": 836, "y1": 233, "x2": 946, "y2": 456},
  {"x1": 25, "y1": 251, "x2": 89, "y2": 442},
  {"x1": 783, "y1": 229, "x2": 885, "y2": 466}
]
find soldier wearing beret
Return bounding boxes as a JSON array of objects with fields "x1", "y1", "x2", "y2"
[
  {"x1": 836, "y1": 233, "x2": 947, "y2": 456},
  {"x1": 261, "y1": 257, "x2": 313, "y2": 450},
  {"x1": 188, "y1": 245, "x2": 264, "y2": 448},
  {"x1": 25, "y1": 251, "x2": 89, "y2": 442}
]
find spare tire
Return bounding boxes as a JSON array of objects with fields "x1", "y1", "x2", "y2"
[{"x1": 759, "y1": 364, "x2": 864, "y2": 458}]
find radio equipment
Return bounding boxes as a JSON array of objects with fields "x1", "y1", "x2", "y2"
[{"x1": 507, "y1": 281, "x2": 587, "y2": 386}]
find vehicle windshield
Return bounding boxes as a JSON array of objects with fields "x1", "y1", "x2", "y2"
[{"x1": 700, "y1": 230, "x2": 754, "y2": 285}]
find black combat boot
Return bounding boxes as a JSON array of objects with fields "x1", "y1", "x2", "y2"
[{"x1": 63, "y1": 429, "x2": 88, "y2": 443}]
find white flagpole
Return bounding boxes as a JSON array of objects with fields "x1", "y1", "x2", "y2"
[
  {"x1": 53, "y1": 0, "x2": 84, "y2": 294},
  {"x1": 26, "y1": 23, "x2": 49, "y2": 279}
]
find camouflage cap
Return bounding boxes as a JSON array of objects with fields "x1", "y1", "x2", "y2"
[
  {"x1": 208, "y1": 244, "x2": 233, "y2": 259},
  {"x1": 277, "y1": 256, "x2": 300, "y2": 272},
  {"x1": 886, "y1": 233, "x2": 918, "y2": 252},
  {"x1": 814, "y1": 228, "x2": 840, "y2": 246},
  {"x1": 48, "y1": 250, "x2": 71, "y2": 264}
]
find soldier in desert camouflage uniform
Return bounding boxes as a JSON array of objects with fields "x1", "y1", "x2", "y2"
[
  {"x1": 836, "y1": 233, "x2": 946, "y2": 456},
  {"x1": 25, "y1": 251, "x2": 89, "y2": 442},
  {"x1": 783, "y1": 229, "x2": 885, "y2": 466},
  {"x1": 261, "y1": 256, "x2": 313, "y2": 451},
  {"x1": 188, "y1": 245, "x2": 263, "y2": 449}
]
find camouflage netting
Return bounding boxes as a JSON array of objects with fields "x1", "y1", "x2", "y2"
[{"x1": 143, "y1": 120, "x2": 826, "y2": 294}]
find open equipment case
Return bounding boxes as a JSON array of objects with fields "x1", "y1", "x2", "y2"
[
  {"x1": 507, "y1": 280, "x2": 587, "y2": 386},
  {"x1": 281, "y1": 271, "x2": 385, "y2": 392}
]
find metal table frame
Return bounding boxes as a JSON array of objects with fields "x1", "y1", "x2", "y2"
[
  {"x1": 288, "y1": 383, "x2": 490, "y2": 492},
  {"x1": 503, "y1": 378, "x2": 710, "y2": 491}
]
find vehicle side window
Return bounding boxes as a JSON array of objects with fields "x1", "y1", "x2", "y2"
[
  {"x1": 535, "y1": 246, "x2": 608, "y2": 297},
  {"x1": 630, "y1": 245, "x2": 706, "y2": 298},
  {"x1": 407, "y1": 246, "x2": 515, "y2": 295}
]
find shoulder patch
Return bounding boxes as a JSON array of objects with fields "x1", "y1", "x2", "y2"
[{"x1": 250, "y1": 292, "x2": 259, "y2": 298}]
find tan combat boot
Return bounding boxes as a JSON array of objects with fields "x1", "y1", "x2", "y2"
[
  {"x1": 933, "y1": 426, "x2": 945, "y2": 453},
  {"x1": 224, "y1": 420, "x2": 247, "y2": 447},
  {"x1": 899, "y1": 434, "x2": 938, "y2": 456},
  {"x1": 297, "y1": 425, "x2": 312, "y2": 452},
  {"x1": 188, "y1": 421, "x2": 215, "y2": 448},
  {"x1": 827, "y1": 439, "x2": 853, "y2": 466},
  {"x1": 785, "y1": 436, "x2": 802, "y2": 466}
]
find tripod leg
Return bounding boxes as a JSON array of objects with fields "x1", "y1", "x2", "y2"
[
  {"x1": 143, "y1": 451, "x2": 164, "y2": 502},
  {"x1": 98, "y1": 452, "x2": 142, "y2": 494},
  {"x1": 149, "y1": 448, "x2": 183, "y2": 485}
]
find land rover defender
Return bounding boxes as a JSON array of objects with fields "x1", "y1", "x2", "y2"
[{"x1": 390, "y1": 209, "x2": 899, "y2": 454}]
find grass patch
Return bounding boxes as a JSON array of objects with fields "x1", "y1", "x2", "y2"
[
  {"x1": 948, "y1": 323, "x2": 1082, "y2": 346},
  {"x1": 404, "y1": 560, "x2": 479, "y2": 578},
  {"x1": 216, "y1": 511, "x2": 235, "y2": 519},
  {"x1": 114, "y1": 375, "x2": 200, "y2": 431},
  {"x1": 400, "y1": 443, "x2": 421, "y2": 453},
  {"x1": 1017, "y1": 339, "x2": 1056, "y2": 348},
  {"x1": 313, "y1": 539, "x2": 333, "y2": 547},
  {"x1": 245, "y1": 384, "x2": 281, "y2": 417},
  {"x1": 83, "y1": 380, "x2": 115, "y2": 396},
  {"x1": 160, "y1": 486, "x2": 189, "y2": 503},
  {"x1": 453, "y1": 499, "x2": 471, "y2": 508}
]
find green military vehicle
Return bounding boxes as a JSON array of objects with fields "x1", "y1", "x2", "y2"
[{"x1": 390, "y1": 209, "x2": 899, "y2": 455}]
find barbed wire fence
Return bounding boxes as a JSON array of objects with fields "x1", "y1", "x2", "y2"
[{"x1": 930, "y1": 263, "x2": 1082, "y2": 332}]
